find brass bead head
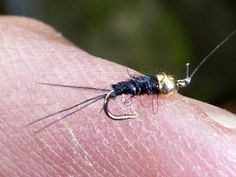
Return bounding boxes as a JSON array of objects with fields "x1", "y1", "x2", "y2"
[{"x1": 156, "y1": 73, "x2": 177, "y2": 94}]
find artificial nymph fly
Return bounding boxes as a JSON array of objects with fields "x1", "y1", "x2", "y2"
[{"x1": 29, "y1": 30, "x2": 236, "y2": 133}]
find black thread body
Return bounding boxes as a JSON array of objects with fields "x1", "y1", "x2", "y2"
[{"x1": 111, "y1": 75, "x2": 159, "y2": 97}]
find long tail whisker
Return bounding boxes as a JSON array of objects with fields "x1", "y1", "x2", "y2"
[
  {"x1": 37, "y1": 82, "x2": 110, "y2": 92},
  {"x1": 28, "y1": 94, "x2": 107, "y2": 126},
  {"x1": 34, "y1": 94, "x2": 106, "y2": 133}
]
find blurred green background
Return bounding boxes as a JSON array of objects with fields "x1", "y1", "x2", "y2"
[{"x1": 1, "y1": 0, "x2": 236, "y2": 113}]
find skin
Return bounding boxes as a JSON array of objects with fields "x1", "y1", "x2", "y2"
[{"x1": 0, "y1": 16, "x2": 236, "y2": 177}]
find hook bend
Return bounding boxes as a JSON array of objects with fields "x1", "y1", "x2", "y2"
[{"x1": 103, "y1": 90, "x2": 138, "y2": 120}]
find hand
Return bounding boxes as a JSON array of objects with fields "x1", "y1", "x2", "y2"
[{"x1": 1, "y1": 16, "x2": 236, "y2": 177}]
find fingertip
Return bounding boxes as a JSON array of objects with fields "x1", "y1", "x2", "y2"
[{"x1": 186, "y1": 97, "x2": 236, "y2": 129}]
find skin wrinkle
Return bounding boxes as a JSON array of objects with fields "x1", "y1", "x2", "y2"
[
  {"x1": 64, "y1": 124, "x2": 110, "y2": 177},
  {"x1": 95, "y1": 129, "x2": 122, "y2": 176},
  {"x1": 94, "y1": 126, "x2": 127, "y2": 177},
  {"x1": 51, "y1": 133, "x2": 88, "y2": 177},
  {"x1": 169, "y1": 100, "x2": 233, "y2": 176},
  {"x1": 97, "y1": 123, "x2": 128, "y2": 177},
  {"x1": 96, "y1": 123, "x2": 126, "y2": 176},
  {"x1": 13, "y1": 40, "x2": 38, "y2": 126},
  {"x1": 1, "y1": 132, "x2": 35, "y2": 177},
  {"x1": 173, "y1": 159, "x2": 185, "y2": 173},
  {"x1": 129, "y1": 124, "x2": 155, "y2": 169},
  {"x1": 226, "y1": 166, "x2": 236, "y2": 177},
  {"x1": 96, "y1": 59, "x2": 108, "y2": 85},
  {"x1": 133, "y1": 121, "x2": 159, "y2": 174},
  {"x1": 228, "y1": 150, "x2": 236, "y2": 163},
  {"x1": 23, "y1": 42, "x2": 42, "y2": 81},
  {"x1": 64, "y1": 122, "x2": 81, "y2": 155},
  {"x1": 0, "y1": 17, "x2": 90, "y2": 176},
  {"x1": 39, "y1": 86, "x2": 67, "y2": 120},
  {"x1": 18, "y1": 163, "x2": 32, "y2": 177},
  {"x1": 176, "y1": 146, "x2": 194, "y2": 176},
  {"x1": 27, "y1": 151, "x2": 46, "y2": 176},
  {"x1": 59, "y1": 49, "x2": 79, "y2": 81},
  {"x1": 51, "y1": 127, "x2": 81, "y2": 176},
  {"x1": 0, "y1": 171, "x2": 8, "y2": 177},
  {"x1": 139, "y1": 133, "x2": 158, "y2": 167},
  {"x1": 64, "y1": 124, "x2": 106, "y2": 177},
  {"x1": 1, "y1": 152, "x2": 19, "y2": 177},
  {"x1": 105, "y1": 126, "x2": 138, "y2": 175},
  {"x1": 97, "y1": 147, "x2": 122, "y2": 177},
  {"x1": 0, "y1": 37, "x2": 12, "y2": 82},
  {"x1": 225, "y1": 151, "x2": 236, "y2": 174},
  {"x1": 174, "y1": 138, "x2": 201, "y2": 176},
  {"x1": 121, "y1": 121, "x2": 147, "y2": 157},
  {"x1": 110, "y1": 132, "x2": 142, "y2": 176},
  {"x1": 61, "y1": 142, "x2": 93, "y2": 177},
  {"x1": 149, "y1": 102, "x2": 198, "y2": 176},
  {"x1": 37, "y1": 139, "x2": 66, "y2": 176},
  {"x1": 48, "y1": 144, "x2": 74, "y2": 177},
  {"x1": 62, "y1": 56, "x2": 80, "y2": 85},
  {"x1": 167, "y1": 108, "x2": 212, "y2": 176},
  {"x1": 16, "y1": 137, "x2": 43, "y2": 177},
  {"x1": 1, "y1": 35, "x2": 17, "y2": 80},
  {"x1": 94, "y1": 146, "x2": 117, "y2": 177},
  {"x1": 81, "y1": 57, "x2": 117, "y2": 92},
  {"x1": 1, "y1": 110, "x2": 39, "y2": 176},
  {"x1": 115, "y1": 122, "x2": 147, "y2": 171},
  {"x1": 138, "y1": 141, "x2": 154, "y2": 168},
  {"x1": 40, "y1": 46, "x2": 99, "y2": 94},
  {"x1": 81, "y1": 60, "x2": 96, "y2": 87},
  {"x1": 199, "y1": 155, "x2": 215, "y2": 177},
  {"x1": 23, "y1": 35, "x2": 45, "y2": 69},
  {"x1": 139, "y1": 110, "x2": 173, "y2": 174},
  {"x1": 212, "y1": 146, "x2": 227, "y2": 176},
  {"x1": 38, "y1": 129, "x2": 80, "y2": 176},
  {"x1": 44, "y1": 162, "x2": 61, "y2": 177},
  {"x1": 6, "y1": 33, "x2": 40, "y2": 130},
  {"x1": 76, "y1": 64, "x2": 95, "y2": 92},
  {"x1": 127, "y1": 142, "x2": 152, "y2": 176},
  {"x1": 181, "y1": 137, "x2": 199, "y2": 173}
]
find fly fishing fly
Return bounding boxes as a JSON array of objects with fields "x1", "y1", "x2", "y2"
[{"x1": 29, "y1": 30, "x2": 236, "y2": 133}]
